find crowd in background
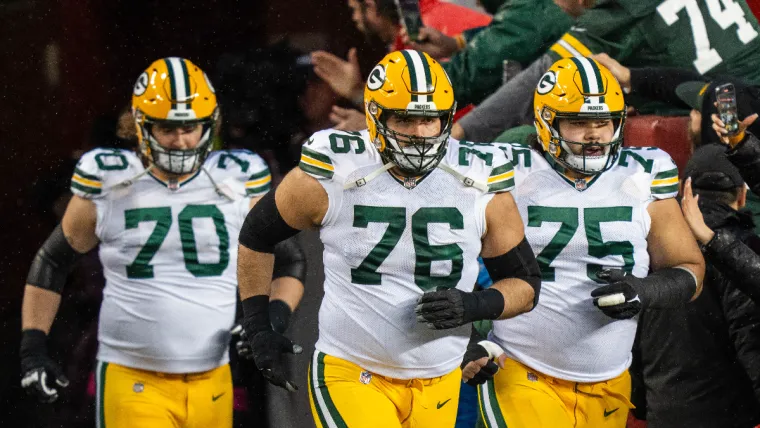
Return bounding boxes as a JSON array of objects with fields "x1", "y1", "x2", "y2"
[{"x1": 17, "y1": 0, "x2": 760, "y2": 427}]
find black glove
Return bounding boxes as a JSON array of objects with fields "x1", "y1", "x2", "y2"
[
  {"x1": 591, "y1": 269, "x2": 643, "y2": 320},
  {"x1": 415, "y1": 288, "x2": 504, "y2": 330},
  {"x1": 461, "y1": 343, "x2": 499, "y2": 386},
  {"x1": 20, "y1": 329, "x2": 69, "y2": 403},
  {"x1": 241, "y1": 296, "x2": 302, "y2": 391},
  {"x1": 233, "y1": 300, "x2": 294, "y2": 360}
]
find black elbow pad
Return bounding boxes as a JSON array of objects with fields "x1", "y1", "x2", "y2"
[
  {"x1": 272, "y1": 237, "x2": 307, "y2": 283},
  {"x1": 239, "y1": 191, "x2": 300, "y2": 253},
  {"x1": 482, "y1": 238, "x2": 541, "y2": 309},
  {"x1": 26, "y1": 224, "x2": 83, "y2": 294}
]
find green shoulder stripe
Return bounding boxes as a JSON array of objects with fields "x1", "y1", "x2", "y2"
[
  {"x1": 652, "y1": 184, "x2": 678, "y2": 195},
  {"x1": 74, "y1": 167, "x2": 100, "y2": 181},
  {"x1": 71, "y1": 181, "x2": 102, "y2": 195},
  {"x1": 300, "y1": 162, "x2": 334, "y2": 179},
  {"x1": 654, "y1": 167, "x2": 678, "y2": 179},
  {"x1": 302, "y1": 146, "x2": 333, "y2": 165}
]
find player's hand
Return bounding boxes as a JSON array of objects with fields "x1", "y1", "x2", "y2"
[
  {"x1": 20, "y1": 329, "x2": 69, "y2": 403},
  {"x1": 591, "y1": 269, "x2": 643, "y2": 319},
  {"x1": 406, "y1": 27, "x2": 459, "y2": 59},
  {"x1": 711, "y1": 111, "x2": 758, "y2": 148},
  {"x1": 416, "y1": 288, "x2": 468, "y2": 329},
  {"x1": 680, "y1": 177, "x2": 714, "y2": 245},
  {"x1": 311, "y1": 48, "x2": 364, "y2": 103},
  {"x1": 231, "y1": 324, "x2": 253, "y2": 360},
  {"x1": 461, "y1": 340, "x2": 505, "y2": 386},
  {"x1": 592, "y1": 53, "x2": 631, "y2": 93},
  {"x1": 329, "y1": 106, "x2": 367, "y2": 131},
  {"x1": 246, "y1": 328, "x2": 302, "y2": 392}
]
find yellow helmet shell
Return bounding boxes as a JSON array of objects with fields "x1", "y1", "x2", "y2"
[
  {"x1": 131, "y1": 58, "x2": 219, "y2": 175},
  {"x1": 364, "y1": 50, "x2": 455, "y2": 153},
  {"x1": 533, "y1": 57, "x2": 626, "y2": 174}
]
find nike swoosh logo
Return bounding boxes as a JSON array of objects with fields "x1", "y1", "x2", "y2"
[
  {"x1": 212, "y1": 393, "x2": 225, "y2": 402},
  {"x1": 604, "y1": 408, "x2": 619, "y2": 417},
  {"x1": 437, "y1": 398, "x2": 451, "y2": 409}
]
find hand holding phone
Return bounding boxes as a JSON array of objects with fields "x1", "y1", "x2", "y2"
[
  {"x1": 715, "y1": 83, "x2": 740, "y2": 136},
  {"x1": 395, "y1": 0, "x2": 423, "y2": 41}
]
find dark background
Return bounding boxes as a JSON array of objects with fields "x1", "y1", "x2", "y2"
[{"x1": 0, "y1": 0, "x2": 386, "y2": 425}]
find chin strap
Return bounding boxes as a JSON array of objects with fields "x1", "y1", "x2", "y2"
[
  {"x1": 107, "y1": 164, "x2": 154, "y2": 191},
  {"x1": 344, "y1": 163, "x2": 395, "y2": 190},
  {"x1": 437, "y1": 163, "x2": 488, "y2": 192}
]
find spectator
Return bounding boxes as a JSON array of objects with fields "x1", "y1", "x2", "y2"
[
  {"x1": 631, "y1": 144, "x2": 760, "y2": 428},
  {"x1": 310, "y1": 0, "x2": 491, "y2": 130},
  {"x1": 408, "y1": 0, "x2": 573, "y2": 106},
  {"x1": 595, "y1": 53, "x2": 760, "y2": 235},
  {"x1": 452, "y1": 0, "x2": 760, "y2": 142}
]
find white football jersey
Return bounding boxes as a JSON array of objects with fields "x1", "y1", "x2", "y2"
[
  {"x1": 490, "y1": 142, "x2": 679, "y2": 382},
  {"x1": 301, "y1": 129, "x2": 515, "y2": 379},
  {"x1": 71, "y1": 148, "x2": 270, "y2": 373}
]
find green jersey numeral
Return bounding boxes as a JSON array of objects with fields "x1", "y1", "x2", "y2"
[
  {"x1": 528, "y1": 206, "x2": 635, "y2": 282},
  {"x1": 125, "y1": 205, "x2": 230, "y2": 279},
  {"x1": 351, "y1": 205, "x2": 465, "y2": 290}
]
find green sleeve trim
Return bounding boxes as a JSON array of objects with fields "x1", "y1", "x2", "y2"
[
  {"x1": 74, "y1": 167, "x2": 101, "y2": 181},
  {"x1": 651, "y1": 184, "x2": 679, "y2": 195},
  {"x1": 300, "y1": 162, "x2": 334, "y2": 179},
  {"x1": 71, "y1": 181, "x2": 102, "y2": 195},
  {"x1": 654, "y1": 167, "x2": 678, "y2": 179},
  {"x1": 302, "y1": 146, "x2": 333, "y2": 165}
]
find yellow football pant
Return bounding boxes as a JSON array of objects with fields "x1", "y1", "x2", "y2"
[
  {"x1": 95, "y1": 361, "x2": 232, "y2": 428},
  {"x1": 478, "y1": 358, "x2": 634, "y2": 428},
  {"x1": 308, "y1": 351, "x2": 461, "y2": 428}
]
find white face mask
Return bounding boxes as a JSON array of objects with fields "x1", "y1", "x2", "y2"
[
  {"x1": 387, "y1": 137, "x2": 445, "y2": 174},
  {"x1": 559, "y1": 141, "x2": 611, "y2": 174}
]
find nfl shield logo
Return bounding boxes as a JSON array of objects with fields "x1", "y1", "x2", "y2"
[
  {"x1": 403, "y1": 177, "x2": 418, "y2": 189},
  {"x1": 359, "y1": 371, "x2": 372, "y2": 385},
  {"x1": 574, "y1": 179, "x2": 587, "y2": 191}
]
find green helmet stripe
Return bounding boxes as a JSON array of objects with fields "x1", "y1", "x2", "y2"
[
  {"x1": 164, "y1": 58, "x2": 178, "y2": 110},
  {"x1": 569, "y1": 57, "x2": 590, "y2": 94},
  {"x1": 587, "y1": 58, "x2": 606, "y2": 103},
  {"x1": 401, "y1": 50, "x2": 419, "y2": 102},
  {"x1": 179, "y1": 58, "x2": 192, "y2": 108}
]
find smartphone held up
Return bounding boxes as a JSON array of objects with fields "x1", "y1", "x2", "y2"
[
  {"x1": 395, "y1": 0, "x2": 423, "y2": 41},
  {"x1": 715, "y1": 83, "x2": 740, "y2": 136}
]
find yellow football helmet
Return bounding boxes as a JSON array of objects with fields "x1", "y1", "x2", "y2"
[
  {"x1": 533, "y1": 57, "x2": 626, "y2": 175},
  {"x1": 364, "y1": 50, "x2": 456, "y2": 175},
  {"x1": 132, "y1": 57, "x2": 219, "y2": 175}
]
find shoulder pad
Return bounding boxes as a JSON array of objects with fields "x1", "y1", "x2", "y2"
[
  {"x1": 71, "y1": 148, "x2": 142, "y2": 199},
  {"x1": 443, "y1": 140, "x2": 515, "y2": 193},
  {"x1": 617, "y1": 147, "x2": 679, "y2": 199},
  {"x1": 206, "y1": 150, "x2": 271, "y2": 197},
  {"x1": 299, "y1": 129, "x2": 377, "y2": 181}
]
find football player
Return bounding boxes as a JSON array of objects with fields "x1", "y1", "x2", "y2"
[
  {"x1": 20, "y1": 57, "x2": 306, "y2": 428},
  {"x1": 236, "y1": 49, "x2": 542, "y2": 428},
  {"x1": 464, "y1": 57, "x2": 705, "y2": 428}
]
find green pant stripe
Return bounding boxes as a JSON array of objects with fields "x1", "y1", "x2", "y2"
[
  {"x1": 479, "y1": 378, "x2": 508, "y2": 428},
  {"x1": 316, "y1": 353, "x2": 349, "y2": 428},
  {"x1": 309, "y1": 359, "x2": 331, "y2": 428},
  {"x1": 96, "y1": 361, "x2": 108, "y2": 428}
]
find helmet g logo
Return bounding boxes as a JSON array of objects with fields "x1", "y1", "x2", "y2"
[
  {"x1": 367, "y1": 65, "x2": 386, "y2": 91},
  {"x1": 133, "y1": 72, "x2": 149, "y2": 96},
  {"x1": 536, "y1": 71, "x2": 557, "y2": 95}
]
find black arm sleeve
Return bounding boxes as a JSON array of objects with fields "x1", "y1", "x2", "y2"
[
  {"x1": 704, "y1": 229, "x2": 760, "y2": 304},
  {"x1": 722, "y1": 278, "x2": 760, "y2": 404},
  {"x1": 26, "y1": 224, "x2": 83, "y2": 294},
  {"x1": 727, "y1": 132, "x2": 760, "y2": 197},
  {"x1": 272, "y1": 237, "x2": 307, "y2": 283},
  {"x1": 482, "y1": 238, "x2": 541, "y2": 309},
  {"x1": 628, "y1": 67, "x2": 706, "y2": 108},
  {"x1": 239, "y1": 191, "x2": 300, "y2": 253}
]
